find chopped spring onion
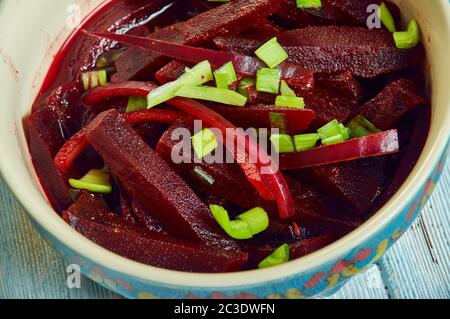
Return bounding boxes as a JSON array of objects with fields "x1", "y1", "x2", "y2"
[
  {"x1": 147, "y1": 60, "x2": 213, "y2": 108},
  {"x1": 237, "y1": 78, "x2": 255, "y2": 98},
  {"x1": 270, "y1": 134, "x2": 295, "y2": 153},
  {"x1": 256, "y1": 68, "x2": 281, "y2": 94},
  {"x1": 258, "y1": 244, "x2": 290, "y2": 269},
  {"x1": 318, "y1": 119, "x2": 351, "y2": 145},
  {"x1": 96, "y1": 50, "x2": 123, "y2": 68},
  {"x1": 294, "y1": 133, "x2": 320, "y2": 151},
  {"x1": 192, "y1": 128, "x2": 219, "y2": 159},
  {"x1": 255, "y1": 37, "x2": 289, "y2": 69},
  {"x1": 81, "y1": 70, "x2": 108, "y2": 91},
  {"x1": 393, "y1": 19, "x2": 421, "y2": 49},
  {"x1": 192, "y1": 166, "x2": 215, "y2": 186},
  {"x1": 214, "y1": 61, "x2": 238, "y2": 89},
  {"x1": 209, "y1": 205, "x2": 269, "y2": 240},
  {"x1": 275, "y1": 96, "x2": 305, "y2": 109},
  {"x1": 69, "y1": 169, "x2": 112, "y2": 194},
  {"x1": 280, "y1": 80, "x2": 297, "y2": 97},
  {"x1": 175, "y1": 85, "x2": 247, "y2": 106},
  {"x1": 126, "y1": 96, "x2": 148, "y2": 113},
  {"x1": 347, "y1": 115, "x2": 382, "y2": 138},
  {"x1": 379, "y1": 2, "x2": 396, "y2": 32},
  {"x1": 296, "y1": 0, "x2": 322, "y2": 9}
]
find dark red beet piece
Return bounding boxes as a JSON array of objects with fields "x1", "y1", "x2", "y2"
[
  {"x1": 304, "y1": 86, "x2": 358, "y2": 126},
  {"x1": 81, "y1": 81, "x2": 157, "y2": 105},
  {"x1": 64, "y1": 192, "x2": 247, "y2": 272},
  {"x1": 129, "y1": 198, "x2": 167, "y2": 234},
  {"x1": 29, "y1": 107, "x2": 73, "y2": 213},
  {"x1": 155, "y1": 60, "x2": 187, "y2": 84},
  {"x1": 275, "y1": 0, "x2": 336, "y2": 27},
  {"x1": 286, "y1": 176, "x2": 362, "y2": 235},
  {"x1": 29, "y1": 82, "x2": 85, "y2": 212},
  {"x1": 114, "y1": 0, "x2": 282, "y2": 80},
  {"x1": 299, "y1": 162, "x2": 384, "y2": 214},
  {"x1": 316, "y1": 71, "x2": 362, "y2": 102},
  {"x1": 215, "y1": 27, "x2": 423, "y2": 78},
  {"x1": 209, "y1": 103, "x2": 315, "y2": 135},
  {"x1": 357, "y1": 79, "x2": 426, "y2": 130},
  {"x1": 329, "y1": 0, "x2": 400, "y2": 28},
  {"x1": 279, "y1": 130, "x2": 400, "y2": 170},
  {"x1": 84, "y1": 109, "x2": 244, "y2": 258}
]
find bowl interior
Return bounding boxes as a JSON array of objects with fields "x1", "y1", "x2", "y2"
[{"x1": 0, "y1": 0, "x2": 449, "y2": 288}]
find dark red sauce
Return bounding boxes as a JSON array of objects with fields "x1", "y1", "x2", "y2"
[{"x1": 28, "y1": 0, "x2": 430, "y2": 273}]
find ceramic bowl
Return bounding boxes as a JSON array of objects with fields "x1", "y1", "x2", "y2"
[{"x1": 0, "y1": 0, "x2": 449, "y2": 299}]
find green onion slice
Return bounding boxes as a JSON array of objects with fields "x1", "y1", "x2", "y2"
[
  {"x1": 379, "y1": 2, "x2": 396, "y2": 32},
  {"x1": 69, "y1": 169, "x2": 112, "y2": 194},
  {"x1": 296, "y1": 0, "x2": 322, "y2": 9},
  {"x1": 280, "y1": 80, "x2": 297, "y2": 97},
  {"x1": 317, "y1": 119, "x2": 351, "y2": 145},
  {"x1": 347, "y1": 115, "x2": 382, "y2": 138},
  {"x1": 255, "y1": 37, "x2": 289, "y2": 69},
  {"x1": 81, "y1": 70, "x2": 109, "y2": 91},
  {"x1": 192, "y1": 166, "x2": 215, "y2": 186},
  {"x1": 192, "y1": 128, "x2": 219, "y2": 159},
  {"x1": 175, "y1": 85, "x2": 247, "y2": 106},
  {"x1": 275, "y1": 96, "x2": 305, "y2": 109},
  {"x1": 237, "y1": 78, "x2": 256, "y2": 98},
  {"x1": 294, "y1": 133, "x2": 320, "y2": 151},
  {"x1": 270, "y1": 134, "x2": 295, "y2": 153},
  {"x1": 393, "y1": 19, "x2": 421, "y2": 49},
  {"x1": 209, "y1": 205, "x2": 269, "y2": 240},
  {"x1": 256, "y1": 68, "x2": 281, "y2": 94},
  {"x1": 214, "y1": 61, "x2": 238, "y2": 89},
  {"x1": 258, "y1": 244, "x2": 290, "y2": 269},
  {"x1": 126, "y1": 95, "x2": 148, "y2": 113},
  {"x1": 147, "y1": 60, "x2": 213, "y2": 108}
]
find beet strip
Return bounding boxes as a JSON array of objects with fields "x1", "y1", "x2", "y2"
[
  {"x1": 357, "y1": 79, "x2": 426, "y2": 131},
  {"x1": 280, "y1": 130, "x2": 400, "y2": 170},
  {"x1": 81, "y1": 81, "x2": 157, "y2": 105},
  {"x1": 64, "y1": 192, "x2": 247, "y2": 272},
  {"x1": 54, "y1": 108, "x2": 186, "y2": 174},
  {"x1": 214, "y1": 26, "x2": 423, "y2": 78},
  {"x1": 209, "y1": 103, "x2": 315, "y2": 135},
  {"x1": 113, "y1": 0, "x2": 282, "y2": 81},
  {"x1": 83, "y1": 30, "x2": 314, "y2": 92}
]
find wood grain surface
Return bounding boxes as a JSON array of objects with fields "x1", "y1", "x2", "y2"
[{"x1": 0, "y1": 156, "x2": 448, "y2": 299}]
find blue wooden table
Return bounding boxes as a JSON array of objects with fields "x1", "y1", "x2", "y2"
[{"x1": 1, "y1": 157, "x2": 449, "y2": 299}]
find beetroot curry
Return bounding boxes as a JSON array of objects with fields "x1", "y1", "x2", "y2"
[{"x1": 28, "y1": 0, "x2": 429, "y2": 272}]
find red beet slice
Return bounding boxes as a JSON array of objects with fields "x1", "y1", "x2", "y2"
[
  {"x1": 29, "y1": 82, "x2": 85, "y2": 212},
  {"x1": 300, "y1": 162, "x2": 384, "y2": 214},
  {"x1": 316, "y1": 71, "x2": 362, "y2": 102},
  {"x1": 357, "y1": 79, "x2": 426, "y2": 130},
  {"x1": 155, "y1": 60, "x2": 187, "y2": 84},
  {"x1": 215, "y1": 27, "x2": 423, "y2": 78},
  {"x1": 85, "y1": 31, "x2": 314, "y2": 93},
  {"x1": 114, "y1": 0, "x2": 282, "y2": 80},
  {"x1": 209, "y1": 103, "x2": 315, "y2": 135},
  {"x1": 280, "y1": 130, "x2": 400, "y2": 170},
  {"x1": 84, "y1": 109, "x2": 244, "y2": 258},
  {"x1": 81, "y1": 81, "x2": 156, "y2": 105},
  {"x1": 64, "y1": 192, "x2": 247, "y2": 272},
  {"x1": 304, "y1": 86, "x2": 358, "y2": 126},
  {"x1": 275, "y1": 0, "x2": 336, "y2": 27},
  {"x1": 29, "y1": 107, "x2": 73, "y2": 213},
  {"x1": 329, "y1": 0, "x2": 400, "y2": 28}
]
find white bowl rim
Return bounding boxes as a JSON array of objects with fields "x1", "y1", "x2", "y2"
[{"x1": 1, "y1": 0, "x2": 450, "y2": 290}]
